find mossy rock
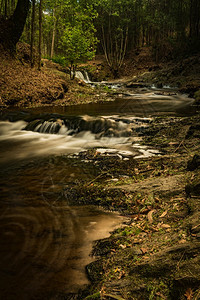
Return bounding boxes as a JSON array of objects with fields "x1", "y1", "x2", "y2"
[
  {"x1": 194, "y1": 89, "x2": 200, "y2": 105},
  {"x1": 86, "y1": 259, "x2": 104, "y2": 283}
]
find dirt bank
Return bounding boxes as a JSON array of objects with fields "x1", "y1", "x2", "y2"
[
  {"x1": 1, "y1": 44, "x2": 200, "y2": 110},
  {"x1": 0, "y1": 43, "x2": 112, "y2": 109}
]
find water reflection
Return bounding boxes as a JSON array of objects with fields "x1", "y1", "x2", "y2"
[
  {"x1": 23, "y1": 88, "x2": 195, "y2": 117},
  {"x1": 0, "y1": 161, "x2": 124, "y2": 299}
]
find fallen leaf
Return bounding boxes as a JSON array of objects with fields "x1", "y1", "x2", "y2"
[
  {"x1": 161, "y1": 224, "x2": 171, "y2": 229},
  {"x1": 179, "y1": 239, "x2": 187, "y2": 244},
  {"x1": 191, "y1": 223, "x2": 200, "y2": 230},
  {"x1": 119, "y1": 244, "x2": 126, "y2": 249},
  {"x1": 114, "y1": 267, "x2": 120, "y2": 273},
  {"x1": 184, "y1": 288, "x2": 193, "y2": 300},
  {"x1": 134, "y1": 168, "x2": 139, "y2": 174},
  {"x1": 143, "y1": 256, "x2": 149, "y2": 260},
  {"x1": 147, "y1": 209, "x2": 155, "y2": 223},
  {"x1": 169, "y1": 142, "x2": 179, "y2": 145},
  {"x1": 140, "y1": 247, "x2": 148, "y2": 254},
  {"x1": 160, "y1": 210, "x2": 168, "y2": 218}
]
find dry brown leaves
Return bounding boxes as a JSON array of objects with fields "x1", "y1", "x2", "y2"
[{"x1": 0, "y1": 49, "x2": 68, "y2": 107}]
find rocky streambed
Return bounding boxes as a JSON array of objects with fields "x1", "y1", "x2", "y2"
[{"x1": 72, "y1": 114, "x2": 200, "y2": 300}]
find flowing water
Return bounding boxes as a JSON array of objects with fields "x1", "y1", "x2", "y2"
[{"x1": 0, "y1": 84, "x2": 196, "y2": 299}]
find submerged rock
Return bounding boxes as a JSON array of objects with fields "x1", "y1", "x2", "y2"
[{"x1": 187, "y1": 154, "x2": 200, "y2": 171}]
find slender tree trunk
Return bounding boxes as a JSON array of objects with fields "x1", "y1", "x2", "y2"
[
  {"x1": 50, "y1": 8, "x2": 56, "y2": 59},
  {"x1": 30, "y1": 0, "x2": 35, "y2": 67},
  {"x1": 0, "y1": 0, "x2": 4, "y2": 14},
  {"x1": 38, "y1": 0, "x2": 42, "y2": 70},
  {"x1": 4, "y1": 0, "x2": 7, "y2": 17},
  {"x1": 190, "y1": 0, "x2": 200, "y2": 38},
  {"x1": 11, "y1": 0, "x2": 15, "y2": 13}
]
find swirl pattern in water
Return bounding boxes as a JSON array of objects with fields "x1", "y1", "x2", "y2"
[{"x1": 0, "y1": 161, "x2": 124, "y2": 299}]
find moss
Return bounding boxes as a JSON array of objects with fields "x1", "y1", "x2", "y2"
[
  {"x1": 84, "y1": 292, "x2": 101, "y2": 299},
  {"x1": 147, "y1": 280, "x2": 170, "y2": 300},
  {"x1": 194, "y1": 89, "x2": 200, "y2": 104}
]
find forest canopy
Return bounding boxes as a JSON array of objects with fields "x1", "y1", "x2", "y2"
[{"x1": 0, "y1": 0, "x2": 199, "y2": 75}]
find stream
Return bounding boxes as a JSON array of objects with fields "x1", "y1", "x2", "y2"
[{"x1": 0, "y1": 83, "x2": 196, "y2": 299}]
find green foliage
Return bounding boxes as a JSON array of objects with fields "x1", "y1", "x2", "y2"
[
  {"x1": 61, "y1": 23, "x2": 97, "y2": 65},
  {"x1": 19, "y1": 0, "x2": 200, "y2": 69},
  {"x1": 51, "y1": 55, "x2": 67, "y2": 67},
  {"x1": 147, "y1": 280, "x2": 169, "y2": 300},
  {"x1": 84, "y1": 292, "x2": 101, "y2": 299},
  {"x1": 42, "y1": 1, "x2": 98, "y2": 78}
]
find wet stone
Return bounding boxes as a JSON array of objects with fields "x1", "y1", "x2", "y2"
[{"x1": 187, "y1": 154, "x2": 200, "y2": 171}]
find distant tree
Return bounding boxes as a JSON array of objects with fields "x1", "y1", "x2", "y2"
[
  {"x1": 0, "y1": 0, "x2": 30, "y2": 51},
  {"x1": 38, "y1": 0, "x2": 43, "y2": 70},
  {"x1": 30, "y1": 0, "x2": 36, "y2": 67},
  {"x1": 96, "y1": 0, "x2": 131, "y2": 77},
  {"x1": 50, "y1": 7, "x2": 56, "y2": 59},
  {"x1": 190, "y1": 0, "x2": 200, "y2": 38},
  {"x1": 61, "y1": 24, "x2": 97, "y2": 79},
  {"x1": 58, "y1": 3, "x2": 98, "y2": 79}
]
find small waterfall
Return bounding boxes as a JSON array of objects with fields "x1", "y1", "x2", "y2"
[
  {"x1": 0, "y1": 116, "x2": 159, "y2": 164},
  {"x1": 25, "y1": 119, "x2": 64, "y2": 134},
  {"x1": 23, "y1": 115, "x2": 152, "y2": 139},
  {"x1": 83, "y1": 71, "x2": 90, "y2": 83},
  {"x1": 75, "y1": 71, "x2": 91, "y2": 83}
]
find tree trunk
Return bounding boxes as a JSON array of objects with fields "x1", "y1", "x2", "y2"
[
  {"x1": 0, "y1": 0, "x2": 30, "y2": 51},
  {"x1": 4, "y1": 0, "x2": 7, "y2": 18},
  {"x1": 190, "y1": 0, "x2": 200, "y2": 38},
  {"x1": 30, "y1": 0, "x2": 35, "y2": 67},
  {"x1": 38, "y1": 0, "x2": 42, "y2": 70},
  {"x1": 50, "y1": 8, "x2": 56, "y2": 59}
]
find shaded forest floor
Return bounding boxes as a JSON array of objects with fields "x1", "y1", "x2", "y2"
[
  {"x1": 1, "y1": 43, "x2": 200, "y2": 109},
  {"x1": 0, "y1": 43, "x2": 112, "y2": 109}
]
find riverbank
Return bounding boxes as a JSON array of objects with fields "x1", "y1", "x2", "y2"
[
  {"x1": 84, "y1": 48, "x2": 200, "y2": 104},
  {"x1": 1, "y1": 44, "x2": 200, "y2": 110},
  {"x1": 0, "y1": 43, "x2": 113, "y2": 109},
  {"x1": 63, "y1": 114, "x2": 200, "y2": 299}
]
